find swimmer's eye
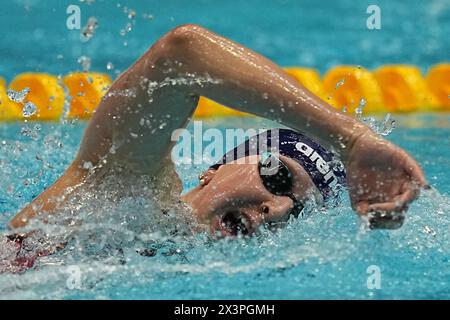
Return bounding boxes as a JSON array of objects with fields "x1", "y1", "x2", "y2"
[
  {"x1": 258, "y1": 153, "x2": 293, "y2": 196},
  {"x1": 258, "y1": 154, "x2": 304, "y2": 219}
]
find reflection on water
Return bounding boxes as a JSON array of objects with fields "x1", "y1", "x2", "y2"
[{"x1": 396, "y1": 112, "x2": 450, "y2": 128}]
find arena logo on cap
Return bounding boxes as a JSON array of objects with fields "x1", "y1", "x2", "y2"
[{"x1": 295, "y1": 142, "x2": 340, "y2": 190}]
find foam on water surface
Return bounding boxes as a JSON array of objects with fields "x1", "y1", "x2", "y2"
[{"x1": 0, "y1": 115, "x2": 449, "y2": 299}]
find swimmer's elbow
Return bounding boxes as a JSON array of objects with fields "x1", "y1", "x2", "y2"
[
  {"x1": 168, "y1": 24, "x2": 205, "y2": 41},
  {"x1": 160, "y1": 24, "x2": 208, "y2": 53}
]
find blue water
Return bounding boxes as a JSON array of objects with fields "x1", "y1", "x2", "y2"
[
  {"x1": 1, "y1": 0, "x2": 450, "y2": 300},
  {"x1": 0, "y1": 0, "x2": 449, "y2": 81},
  {"x1": 1, "y1": 115, "x2": 450, "y2": 299}
]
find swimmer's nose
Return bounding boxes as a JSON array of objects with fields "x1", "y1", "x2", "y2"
[{"x1": 260, "y1": 197, "x2": 294, "y2": 224}]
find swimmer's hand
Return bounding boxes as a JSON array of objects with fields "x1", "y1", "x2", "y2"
[{"x1": 345, "y1": 129, "x2": 427, "y2": 229}]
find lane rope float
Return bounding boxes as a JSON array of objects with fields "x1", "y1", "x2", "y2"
[{"x1": 0, "y1": 64, "x2": 448, "y2": 122}]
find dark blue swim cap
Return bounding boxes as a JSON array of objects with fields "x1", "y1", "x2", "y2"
[{"x1": 210, "y1": 128, "x2": 347, "y2": 204}]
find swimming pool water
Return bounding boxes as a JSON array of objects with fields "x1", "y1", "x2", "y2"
[
  {"x1": 1, "y1": 114, "x2": 450, "y2": 299},
  {"x1": 1, "y1": 0, "x2": 449, "y2": 300},
  {"x1": 0, "y1": 0, "x2": 449, "y2": 81}
]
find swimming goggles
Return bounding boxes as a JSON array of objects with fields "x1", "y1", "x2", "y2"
[{"x1": 258, "y1": 153, "x2": 304, "y2": 218}]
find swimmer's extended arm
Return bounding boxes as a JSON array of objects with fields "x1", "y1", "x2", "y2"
[
  {"x1": 10, "y1": 24, "x2": 426, "y2": 229},
  {"x1": 77, "y1": 24, "x2": 368, "y2": 174}
]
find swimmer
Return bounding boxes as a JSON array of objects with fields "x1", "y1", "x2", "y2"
[{"x1": 7, "y1": 24, "x2": 427, "y2": 240}]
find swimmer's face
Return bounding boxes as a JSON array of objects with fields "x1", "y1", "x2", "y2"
[{"x1": 181, "y1": 155, "x2": 321, "y2": 237}]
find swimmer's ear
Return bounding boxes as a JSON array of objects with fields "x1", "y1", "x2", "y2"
[{"x1": 198, "y1": 168, "x2": 217, "y2": 186}]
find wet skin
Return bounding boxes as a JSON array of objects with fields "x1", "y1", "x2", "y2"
[
  {"x1": 9, "y1": 24, "x2": 427, "y2": 234},
  {"x1": 181, "y1": 155, "x2": 321, "y2": 237}
]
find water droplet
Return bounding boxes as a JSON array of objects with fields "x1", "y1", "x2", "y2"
[
  {"x1": 354, "y1": 99, "x2": 396, "y2": 137},
  {"x1": 360, "y1": 98, "x2": 366, "y2": 107},
  {"x1": 77, "y1": 55, "x2": 91, "y2": 72},
  {"x1": 143, "y1": 13, "x2": 154, "y2": 20},
  {"x1": 80, "y1": 17, "x2": 98, "y2": 42},
  {"x1": 423, "y1": 225, "x2": 436, "y2": 236},
  {"x1": 336, "y1": 79, "x2": 345, "y2": 89},
  {"x1": 22, "y1": 101, "x2": 37, "y2": 117},
  {"x1": 21, "y1": 127, "x2": 31, "y2": 137},
  {"x1": 7, "y1": 87, "x2": 30, "y2": 103},
  {"x1": 82, "y1": 161, "x2": 93, "y2": 170},
  {"x1": 106, "y1": 62, "x2": 114, "y2": 70},
  {"x1": 379, "y1": 113, "x2": 396, "y2": 136},
  {"x1": 127, "y1": 9, "x2": 136, "y2": 20},
  {"x1": 355, "y1": 98, "x2": 366, "y2": 117}
]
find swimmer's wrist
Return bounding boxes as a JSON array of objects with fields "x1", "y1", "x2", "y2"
[{"x1": 340, "y1": 123, "x2": 374, "y2": 164}]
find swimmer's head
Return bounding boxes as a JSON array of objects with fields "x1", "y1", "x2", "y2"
[{"x1": 181, "y1": 129, "x2": 346, "y2": 237}]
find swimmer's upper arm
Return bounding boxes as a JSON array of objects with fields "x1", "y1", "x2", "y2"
[{"x1": 76, "y1": 34, "x2": 200, "y2": 176}]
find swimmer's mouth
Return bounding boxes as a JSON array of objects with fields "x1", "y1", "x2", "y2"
[{"x1": 218, "y1": 211, "x2": 252, "y2": 237}]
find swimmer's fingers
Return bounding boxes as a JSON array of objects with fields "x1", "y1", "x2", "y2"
[
  {"x1": 362, "y1": 184, "x2": 421, "y2": 229},
  {"x1": 367, "y1": 201, "x2": 408, "y2": 213},
  {"x1": 360, "y1": 201, "x2": 405, "y2": 230},
  {"x1": 355, "y1": 201, "x2": 370, "y2": 215},
  {"x1": 354, "y1": 196, "x2": 408, "y2": 215},
  {"x1": 366, "y1": 210, "x2": 406, "y2": 229},
  {"x1": 354, "y1": 183, "x2": 417, "y2": 214},
  {"x1": 402, "y1": 150, "x2": 428, "y2": 187},
  {"x1": 355, "y1": 200, "x2": 406, "y2": 229},
  {"x1": 367, "y1": 186, "x2": 418, "y2": 213}
]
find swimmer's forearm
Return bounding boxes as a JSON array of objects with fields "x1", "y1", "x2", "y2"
[{"x1": 9, "y1": 161, "x2": 87, "y2": 229}]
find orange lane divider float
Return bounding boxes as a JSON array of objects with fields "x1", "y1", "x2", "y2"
[
  {"x1": 426, "y1": 64, "x2": 450, "y2": 108},
  {"x1": 194, "y1": 97, "x2": 250, "y2": 118},
  {"x1": 0, "y1": 64, "x2": 449, "y2": 121},
  {"x1": 63, "y1": 73, "x2": 112, "y2": 119},
  {"x1": 8, "y1": 73, "x2": 65, "y2": 120},
  {"x1": 322, "y1": 66, "x2": 384, "y2": 114},
  {"x1": 0, "y1": 76, "x2": 22, "y2": 120},
  {"x1": 374, "y1": 65, "x2": 439, "y2": 112}
]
